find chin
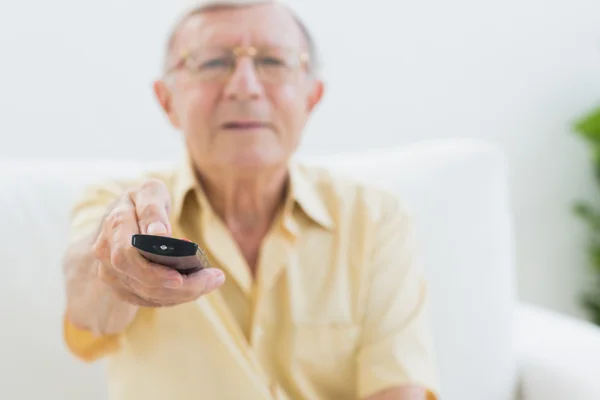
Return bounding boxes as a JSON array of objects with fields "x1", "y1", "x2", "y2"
[{"x1": 226, "y1": 147, "x2": 286, "y2": 170}]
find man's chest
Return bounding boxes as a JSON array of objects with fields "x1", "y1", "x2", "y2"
[
  {"x1": 123, "y1": 220, "x2": 368, "y2": 398},
  {"x1": 124, "y1": 272, "x2": 363, "y2": 400},
  {"x1": 172, "y1": 211, "x2": 370, "y2": 327}
]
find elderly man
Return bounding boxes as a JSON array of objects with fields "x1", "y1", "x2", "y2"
[{"x1": 62, "y1": 1, "x2": 438, "y2": 399}]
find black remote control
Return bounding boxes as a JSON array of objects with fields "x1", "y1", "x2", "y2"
[{"x1": 131, "y1": 234, "x2": 210, "y2": 275}]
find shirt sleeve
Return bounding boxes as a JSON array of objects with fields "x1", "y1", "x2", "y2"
[
  {"x1": 357, "y1": 195, "x2": 440, "y2": 399},
  {"x1": 63, "y1": 181, "x2": 125, "y2": 362},
  {"x1": 66, "y1": 181, "x2": 124, "y2": 245}
]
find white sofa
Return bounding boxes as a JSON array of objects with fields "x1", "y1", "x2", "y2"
[{"x1": 1, "y1": 138, "x2": 600, "y2": 400}]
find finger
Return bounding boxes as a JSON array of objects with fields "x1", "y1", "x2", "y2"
[
  {"x1": 129, "y1": 179, "x2": 172, "y2": 235},
  {"x1": 104, "y1": 197, "x2": 178, "y2": 289},
  {"x1": 112, "y1": 246, "x2": 183, "y2": 289},
  {"x1": 95, "y1": 199, "x2": 138, "y2": 266},
  {"x1": 99, "y1": 261, "x2": 177, "y2": 307},
  {"x1": 130, "y1": 249, "x2": 183, "y2": 287},
  {"x1": 140, "y1": 268, "x2": 226, "y2": 305},
  {"x1": 180, "y1": 268, "x2": 226, "y2": 297},
  {"x1": 92, "y1": 227, "x2": 111, "y2": 263},
  {"x1": 109, "y1": 283, "x2": 164, "y2": 307},
  {"x1": 102, "y1": 262, "x2": 224, "y2": 307},
  {"x1": 101, "y1": 255, "x2": 183, "y2": 307},
  {"x1": 98, "y1": 257, "x2": 137, "y2": 292},
  {"x1": 105, "y1": 199, "x2": 139, "y2": 237},
  {"x1": 97, "y1": 261, "x2": 143, "y2": 302}
]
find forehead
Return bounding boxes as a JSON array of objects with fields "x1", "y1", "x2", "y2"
[{"x1": 174, "y1": 4, "x2": 306, "y2": 50}]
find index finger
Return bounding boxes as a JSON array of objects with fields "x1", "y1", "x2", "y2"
[
  {"x1": 95, "y1": 197, "x2": 140, "y2": 263},
  {"x1": 125, "y1": 247, "x2": 183, "y2": 288}
]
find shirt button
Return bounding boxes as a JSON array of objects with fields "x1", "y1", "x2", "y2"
[
  {"x1": 251, "y1": 326, "x2": 264, "y2": 346},
  {"x1": 270, "y1": 380, "x2": 288, "y2": 398},
  {"x1": 255, "y1": 326, "x2": 264, "y2": 339}
]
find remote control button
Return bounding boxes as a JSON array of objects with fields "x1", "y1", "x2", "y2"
[{"x1": 153, "y1": 244, "x2": 175, "y2": 254}]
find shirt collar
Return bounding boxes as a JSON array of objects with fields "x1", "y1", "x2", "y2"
[
  {"x1": 170, "y1": 154, "x2": 201, "y2": 223},
  {"x1": 170, "y1": 156, "x2": 334, "y2": 231},
  {"x1": 287, "y1": 161, "x2": 334, "y2": 230}
]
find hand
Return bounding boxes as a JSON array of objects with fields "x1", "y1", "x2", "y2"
[{"x1": 92, "y1": 178, "x2": 225, "y2": 307}]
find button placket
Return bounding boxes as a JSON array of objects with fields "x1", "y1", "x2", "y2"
[
  {"x1": 250, "y1": 283, "x2": 265, "y2": 347},
  {"x1": 249, "y1": 225, "x2": 296, "y2": 356}
]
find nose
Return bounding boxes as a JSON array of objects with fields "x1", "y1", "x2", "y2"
[{"x1": 223, "y1": 57, "x2": 264, "y2": 101}]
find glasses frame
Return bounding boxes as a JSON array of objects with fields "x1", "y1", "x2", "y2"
[{"x1": 163, "y1": 45, "x2": 311, "y2": 84}]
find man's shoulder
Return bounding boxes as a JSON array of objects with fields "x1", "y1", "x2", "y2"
[
  {"x1": 76, "y1": 166, "x2": 180, "y2": 203},
  {"x1": 91, "y1": 166, "x2": 178, "y2": 190},
  {"x1": 296, "y1": 164, "x2": 409, "y2": 226}
]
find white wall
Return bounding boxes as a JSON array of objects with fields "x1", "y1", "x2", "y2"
[{"x1": 1, "y1": 0, "x2": 600, "y2": 319}]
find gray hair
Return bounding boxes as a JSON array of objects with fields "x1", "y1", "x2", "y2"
[{"x1": 163, "y1": 0, "x2": 321, "y2": 77}]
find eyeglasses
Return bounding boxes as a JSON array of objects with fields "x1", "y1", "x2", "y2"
[{"x1": 164, "y1": 45, "x2": 311, "y2": 84}]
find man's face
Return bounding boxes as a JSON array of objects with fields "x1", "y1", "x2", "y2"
[{"x1": 154, "y1": 4, "x2": 324, "y2": 171}]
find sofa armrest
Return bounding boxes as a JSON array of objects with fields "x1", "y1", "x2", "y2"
[{"x1": 516, "y1": 303, "x2": 600, "y2": 400}]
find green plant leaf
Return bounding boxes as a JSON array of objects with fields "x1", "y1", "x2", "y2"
[
  {"x1": 575, "y1": 105, "x2": 600, "y2": 143},
  {"x1": 573, "y1": 201, "x2": 600, "y2": 231},
  {"x1": 574, "y1": 201, "x2": 593, "y2": 217},
  {"x1": 573, "y1": 103, "x2": 600, "y2": 325},
  {"x1": 582, "y1": 293, "x2": 600, "y2": 325},
  {"x1": 589, "y1": 243, "x2": 600, "y2": 273}
]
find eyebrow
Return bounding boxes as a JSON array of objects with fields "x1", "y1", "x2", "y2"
[{"x1": 163, "y1": 7, "x2": 319, "y2": 74}]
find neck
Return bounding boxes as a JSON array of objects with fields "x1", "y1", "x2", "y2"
[{"x1": 196, "y1": 165, "x2": 289, "y2": 235}]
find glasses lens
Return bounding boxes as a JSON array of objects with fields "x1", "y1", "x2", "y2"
[{"x1": 181, "y1": 47, "x2": 307, "y2": 83}]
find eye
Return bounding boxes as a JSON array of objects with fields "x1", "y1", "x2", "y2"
[
  {"x1": 256, "y1": 56, "x2": 286, "y2": 67},
  {"x1": 199, "y1": 58, "x2": 234, "y2": 69}
]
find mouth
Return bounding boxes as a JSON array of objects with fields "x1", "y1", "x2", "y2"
[{"x1": 221, "y1": 121, "x2": 271, "y2": 130}]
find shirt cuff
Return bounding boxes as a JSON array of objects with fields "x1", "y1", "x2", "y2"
[{"x1": 63, "y1": 314, "x2": 120, "y2": 362}]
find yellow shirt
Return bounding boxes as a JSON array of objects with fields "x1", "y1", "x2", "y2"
[{"x1": 63, "y1": 159, "x2": 439, "y2": 400}]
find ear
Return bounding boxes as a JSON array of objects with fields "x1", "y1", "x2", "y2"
[
  {"x1": 306, "y1": 79, "x2": 324, "y2": 113},
  {"x1": 153, "y1": 79, "x2": 181, "y2": 129}
]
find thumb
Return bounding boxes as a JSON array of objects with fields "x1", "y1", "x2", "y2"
[
  {"x1": 131, "y1": 179, "x2": 173, "y2": 235},
  {"x1": 147, "y1": 221, "x2": 169, "y2": 235}
]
